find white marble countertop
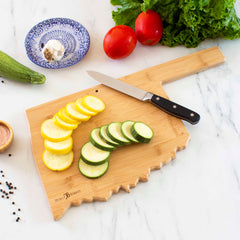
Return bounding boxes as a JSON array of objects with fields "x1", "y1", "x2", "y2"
[{"x1": 0, "y1": 0, "x2": 240, "y2": 239}]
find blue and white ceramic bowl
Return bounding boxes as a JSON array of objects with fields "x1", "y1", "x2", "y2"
[{"x1": 25, "y1": 18, "x2": 90, "y2": 69}]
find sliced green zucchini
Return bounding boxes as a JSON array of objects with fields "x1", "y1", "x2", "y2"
[
  {"x1": 99, "y1": 125, "x2": 120, "y2": 147},
  {"x1": 131, "y1": 122, "x2": 153, "y2": 143},
  {"x1": 78, "y1": 158, "x2": 109, "y2": 179},
  {"x1": 90, "y1": 128, "x2": 116, "y2": 151},
  {"x1": 106, "y1": 122, "x2": 131, "y2": 145},
  {"x1": 121, "y1": 120, "x2": 139, "y2": 143},
  {"x1": 81, "y1": 142, "x2": 110, "y2": 166}
]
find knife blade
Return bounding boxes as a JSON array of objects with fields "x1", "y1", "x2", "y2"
[{"x1": 87, "y1": 70, "x2": 200, "y2": 125}]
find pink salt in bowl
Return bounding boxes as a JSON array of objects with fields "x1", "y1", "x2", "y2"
[{"x1": 0, "y1": 120, "x2": 14, "y2": 153}]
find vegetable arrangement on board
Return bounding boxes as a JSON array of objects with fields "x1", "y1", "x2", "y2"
[
  {"x1": 110, "y1": 0, "x2": 240, "y2": 48},
  {"x1": 40, "y1": 93, "x2": 154, "y2": 179}
]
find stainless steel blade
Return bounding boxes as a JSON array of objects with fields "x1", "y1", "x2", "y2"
[{"x1": 87, "y1": 71, "x2": 152, "y2": 101}]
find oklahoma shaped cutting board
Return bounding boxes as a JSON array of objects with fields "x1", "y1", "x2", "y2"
[{"x1": 26, "y1": 47, "x2": 225, "y2": 220}]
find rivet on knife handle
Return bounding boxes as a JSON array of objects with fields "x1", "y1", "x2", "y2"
[{"x1": 150, "y1": 94, "x2": 200, "y2": 125}]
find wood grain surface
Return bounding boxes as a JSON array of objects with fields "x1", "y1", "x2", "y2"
[{"x1": 26, "y1": 47, "x2": 225, "y2": 220}]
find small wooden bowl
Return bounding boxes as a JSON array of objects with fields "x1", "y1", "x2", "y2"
[{"x1": 0, "y1": 120, "x2": 14, "y2": 153}]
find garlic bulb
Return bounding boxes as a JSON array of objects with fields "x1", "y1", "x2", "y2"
[{"x1": 42, "y1": 39, "x2": 65, "y2": 61}]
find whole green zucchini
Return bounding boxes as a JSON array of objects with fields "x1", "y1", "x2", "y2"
[{"x1": 0, "y1": 50, "x2": 46, "y2": 84}]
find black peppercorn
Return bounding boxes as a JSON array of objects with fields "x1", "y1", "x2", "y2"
[{"x1": 0, "y1": 169, "x2": 22, "y2": 221}]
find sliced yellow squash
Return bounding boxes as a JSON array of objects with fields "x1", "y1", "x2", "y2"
[
  {"x1": 58, "y1": 108, "x2": 80, "y2": 125},
  {"x1": 54, "y1": 114, "x2": 78, "y2": 130},
  {"x1": 44, "y1": 137, "x2": 73, "y2": 155},
  {"x1": 65, "y1": 102, "x2": 91, "y2": 121},
  {"x1": 41, "y1": 118, "x2": 72, "y2": 142},
  {"x1": 42, "y1": 150, "x2": 74, "y2": 171},
  {"x1": 82, "y1": 95, "x2": 105, "y2": 113},
  {"x1": 75, "y1": 98, "x2": 97, "y2": 116}
]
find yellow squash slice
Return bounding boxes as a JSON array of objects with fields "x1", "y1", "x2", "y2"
[
  {"x1": 43, "y1": 150, "x2": 74, "y2": 171},
  {"x1": 82, "y1": 95, "x2": 105, "y2": 113},
  {"x1": 41, "y1": 119, "x2": 72, "y2": 142},
  {"x1": 44, "y1": 137, "x2": 73, "y2": 155},
  {"x1": 58, "y1": 108, "x2": 80, "y2": 125},
  {"x1": 65, "y1": 102, "x2": 91, "y2": 121},
  {"x1": 54, "y1": 114, "x2": 78, "y2": 130},
  {"x1": 75, "y1": 98, "x2": 97, "y2": 116}
]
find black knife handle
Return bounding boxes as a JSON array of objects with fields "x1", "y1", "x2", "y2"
[{"x1": 150, "y1": 94, "x2": 200, "y2": 124}]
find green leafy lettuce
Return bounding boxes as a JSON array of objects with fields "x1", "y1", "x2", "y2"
[{"x1": 111, "y1": 0, "x2": 240, "y2": 47}]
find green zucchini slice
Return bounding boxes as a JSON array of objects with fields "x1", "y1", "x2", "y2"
[
  {"x1": 90, "y1": 128, "x2": 116, "y2": 151},
  {"x1": 106, "y1": 122, "x2": 131, "y2": 145},
  {"x1": 78, "y1": 158, "x2": 109, "y2": 179},
  {"x1": 81, "y1": 142, "x2": 110, "y2": 166},
  {"x1": 99, "y1": 125, "x2": 120, "y2": 147},
  {"x1": 130, "y1": 122, "x2": 153, "y2": 143},
  {"x1": 121, "y1": 120, "x2": 139, "y2": 143}
]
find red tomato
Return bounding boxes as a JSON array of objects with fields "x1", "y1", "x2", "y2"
[
  {"x1": 135, "y1": 10, "x2": 163, "y2": 46},
  {"x1": 103, "y1": 25, "x2": 137, "y2": 59}
]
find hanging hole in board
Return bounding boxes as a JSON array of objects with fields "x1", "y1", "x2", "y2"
[{"x1": 95, "y1": 90, "x2": 98, "y2": 93}]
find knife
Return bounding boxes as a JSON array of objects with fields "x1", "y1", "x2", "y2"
[{"x1": 87, "y1": 71, "x2": 200, "y2": 125}]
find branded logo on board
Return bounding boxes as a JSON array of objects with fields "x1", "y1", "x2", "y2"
[{"x1": 54, "y1": 189, "x2": 81, "y2": 202}]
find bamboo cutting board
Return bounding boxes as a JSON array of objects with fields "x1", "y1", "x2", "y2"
[{"x1": 26, "y1": 47, "x2": 225, "y2": 220}]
